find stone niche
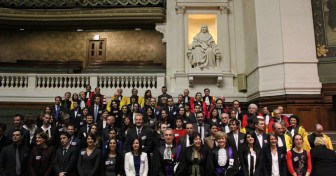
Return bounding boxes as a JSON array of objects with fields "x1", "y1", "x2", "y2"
[{"x1": 170, "y1": 0, "x2": 234, "y2": 95}]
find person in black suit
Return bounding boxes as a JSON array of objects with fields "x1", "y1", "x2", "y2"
[
  {"x1": 178, "y1": 123, "x2": 194, "y2": 149},
  {"x1": 227, "y1": 119, "x2": 245, "y2": 153},
  {"x1": 28, "y1": 132, "x2": 55, "y2": 176},
  {"x1": 33, "y1": 113, "x2": 59, "y2": 147},
  {"x1": 152, "y1": 128, "x2": 182, "y2": 176},
  {"x1": 251, "y1": 118, "x2": 268, "y2": 149},
  {"x1": 102, "y1": 115, "x2": 120, "y2": 142},
  {"x1": 69, "y1": 101, "x2": 82, "y2": 129},
  {"x1": 52, "y1": 96, "x2": 67, "y2": 124},
  {"x1": 263, "y1": 133, "x2": 287, "y2": 176},
  {"x1": 192, "y1": 111, "x2": 210, "y2": 144},
  {"x1": 232, "y1": 100, "x2": 243, "y2": 121},
  {"x1": 77, "y1": 114, "x2": 94, "y2": 141},
  {"x1": 0, "y1": 129, "x2": 30, "y2": 176},
  {"x1": 124, "y1": 113, "x2": 153, "y2": 154},
  {"x1": 6, "y1": 114, "x2": 30, "y2": 146},
  {"x1": 77, "y1": 133, "x2": 101, "y2": 176},
  {"x1": 0, "y1": 123, "x2": 10, "y2": 153},
  {"x1": 53, "y1": 131, "x2": 79, "y2": 176},
  {"x1": 310, "y1": 137, "x2": 336, "y2": 176},
  {"x1": 239, "y1": 131, "x2": 264, "y2": 176},
  {"x1": 88, "y1": 95, "x2": 104, "y2": 124},
  {"x1": 66, "y1": 123, "x2": 82, "y2": 149},
  {"x1": 167, "y1": 98, "x2": 178, "y2": 122},
  {"x1": 157, "y1": 86, "x2": 172, "y2": 107},
  {"x1": 61, "y1": 92, "x2": 72, "y2": 112},
  {"x1": 176, "y1": 132, "x2": 208, "y2": 176}
]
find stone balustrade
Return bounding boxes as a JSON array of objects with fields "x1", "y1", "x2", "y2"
[{"x1": 0, "y1": 73, "x2": 165, "y2": 102}]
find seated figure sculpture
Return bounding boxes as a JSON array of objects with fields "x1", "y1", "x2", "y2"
[{"x1": 187, "y1": 25, "x2": 221, "y2": 70}]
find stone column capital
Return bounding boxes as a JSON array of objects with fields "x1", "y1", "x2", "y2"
[
  {"x1": 219, "y1": 6, "x2": 230, "y2": 14},
  {"x1": 175, "y1": 5, "x2": 186, "y2": 14}
]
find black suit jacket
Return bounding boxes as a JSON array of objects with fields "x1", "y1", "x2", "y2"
[
  {"x1": 33, "y1": 126, "x2": 59, "y2": 147},
  {"x1": 310, "y1": 146, "x2": 336, "y2": 176},
  {"x1": 176, "y1": 146, "x2": 208, "y2": 176},
  {"x1": 51, "y1": 105, "x2": 66, "y2": 123},
  {"x1": 61, "y1": 99, "x2": 71, "y2": 112},
  {"x1": 152, "y1": 144, "x2": 182, "y2": 176},
  {"x1": 227, "y1": 131, "x2": 245, "y2": 153},
  {"x1": 124, "y1": 126, "x2": 152, "y2": 153},
  {"x1": 0, "y1": 143, "x2": 30, "y2": 176},
  {"x1": 78, "y1": 124, "x2": 91, "y2": 141},
  {"x1": 178, "y1": 135, "x2": 189, "y2": 149},
  {"x1": 69, "y1": 108, "x2": 83, "y2": 130},
  {"x1": 263, "y1": 146, "x2": 287, "y2": 176},
  {"x1": 0, "y1": 136, "x2": 10, "y2": 153},
  {"x1": 251, "y1": 131, "x2": 268, "y2": 149},
  {"x1": 88, "y1": 104, "x2": 104, "y2": 123},
  {"x1": 53, "y1": 145, "x2": 79, "y2": 176},
  {"x1": 239, "y1": 145, "x2": 264, "y2": 176}
]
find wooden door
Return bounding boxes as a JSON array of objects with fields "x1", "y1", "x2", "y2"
[{"x1": 88, "y1": 39, "x2": 106, "y2": 66}]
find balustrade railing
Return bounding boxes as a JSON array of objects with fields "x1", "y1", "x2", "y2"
[
  {"x1": 0, "y1": 74, "x2": 28, "y2": 88},
  {"x1": 0, "y1": 73, "x2": 165, "y2": 102}
]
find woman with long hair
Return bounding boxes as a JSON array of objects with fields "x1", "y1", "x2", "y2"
[
  {"x1": 102, "y1": 138, "x2": 124, "y2": 176},
  {"x1": 143, "y1": 107, "x2": 156, "y2": 130},
  {"x1": 263, "y1": 133, "x2": 287, "y2": 176},
  {"x1": 239, "y1": 131, "x2": 263, "y2": 176},
  {"x1": 144, "y1": 90, "x2": 152, "y2": 100},
  {"x1": 286, "y1": 134, "x2": 312, "y2": 176},
  {"x1": 88, "y1": 124, "x2": 102, "y2": 149},
  {"x1": 70, "y1": 93, "x2": 80, "y2": 110},
  {"x1": 124, "y1": 137, "x2": 149, "y2": 176},
  {"x1": 28, "y1": 132, "x2": 55, "y2": 176},
  {"x1": 207, "y1": 108, "x2": 220, "y2": 126},
  {"x1": 77, "y1": 133, "x2": 101, "y2": 176},
  {"x1": 184, "y1": 103, "x2": 197, "y2": 124},
  {"x1": 177, "y1": 132, "x2": 208, "y2": 176}
]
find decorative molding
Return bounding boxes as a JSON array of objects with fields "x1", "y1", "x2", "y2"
[
  {"x1": 175, "y1": 5, "x2": 186, "y2": 14},
  {"x1": 0, "y1": 0, "x2": 163, "y2": 8},
  {"x1": 219, "y1": 6, "x2": 230, "y2": 14},
  {"x1": 187, "y1": 72, "x2": 223, "y2": 87},
  {"x1": 155, "y1": 23, "x2": 167, "y2": 43},
  {"x1": 0, "y1": 7, "x2": 165, "y2": 29}
]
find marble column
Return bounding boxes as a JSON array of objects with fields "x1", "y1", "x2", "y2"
[
  {"x1": 219, "y1": 6, "x2": 231, "y2": 73},
  {"x1": 175, "y1": 5, "x2": 186, "y2": 73}
]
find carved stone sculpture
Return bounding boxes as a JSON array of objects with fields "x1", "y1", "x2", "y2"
[{"x1": 187, "y1": 25, "x2": 221, "y2": 70}]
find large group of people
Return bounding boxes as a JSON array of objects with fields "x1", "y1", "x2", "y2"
[{"x1": 0, "y1": 85, "x2": 335, "y2": 176}]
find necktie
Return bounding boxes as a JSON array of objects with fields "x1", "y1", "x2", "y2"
[
  {"x1": 16, "y1": 146, "x2": 21, "y2": 175},
  {"x1": 198, "y1": 124, "x2": 203, "y2": 141},
  {"x1": 250, "y1": 154, "x2": 254, "y2": 176},
  {"x1": 169, "y1": 107, "x2": 172, "y2": 112},
  {"x1": 56, "y1": 106, "x2": 59, "y2": 121},
  {"x1": 94, "y1": 106, "x2": 98, "y2": 122},
  {"x1": 137, "y1": 129, "x2": 141, "y2": 137},
  {"x1": 234, "y1": 134, "x2": 238, "y2": 149},
  {"x1": 63, "y1": 148, "x2": 67, "y2": 156}
]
